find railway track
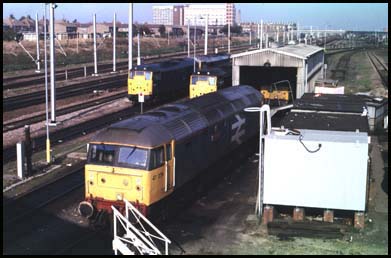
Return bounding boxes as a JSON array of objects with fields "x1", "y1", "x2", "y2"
[
  {"x1": 2, "y1": 163, "x2": 103, "y2": 255},
  {"x1": 3, "y1": 75, "x2": 127, "y2": 111},
  {"x1": 3, "y1": 90, "x2": 127, "y2": 133},
  {"x1": 3, "y1": 164, "x2": 85, "y2": 228},
  {"x1": 3, "y1": 94, "x2": 177, "y2": 163},
  {"x1": 367, "y1": 51, "x2": 388, "y2": 89},
  {"x1": 3, "y1": 45, "x2": 249, "y2": 112},
  {"x1": 329, "y1": 50, "x2": 360, "y2": 82},
  {"x1": 3, "y1": 45, "x2": 249, "y2": 90},
  {"x1": 3, "y1": 45, "x2": 250, "y2": 163},
  {"x1": 3, "y1": 62, "x2": 125, "y2": 90},
  {"x1": 3, "y1": 105, "x2": 132, "y2": 162}
]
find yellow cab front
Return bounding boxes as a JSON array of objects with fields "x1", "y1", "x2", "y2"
[{"x1": 84, "y1": 141, "x2": 175, "y2": 216}]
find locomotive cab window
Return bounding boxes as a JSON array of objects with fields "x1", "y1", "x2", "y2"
[
  {"x1": 166, "y1": 144, "x2": 172, "y2": 161},
  {"x1": 145, "y1": 71, "x2": 152, "y2": 80},
  {"x1": 149, "y1": 146, "x2": 165, "y2": 170},
  {"x1": 88, "y1": 144, "x2": 116, "y2": 165},
  {"x1": 118, "y1": 146, "x2": 148, "y2": 169},
  {"x1": 191, "y1": 76, "x2": 197, "y2": 85},
  {"x1": 208, "y1": 77, "x2": 216, "y2": 86},
  {"x1": 129, "y1": 71, "x2": 134, "y2": 79}
]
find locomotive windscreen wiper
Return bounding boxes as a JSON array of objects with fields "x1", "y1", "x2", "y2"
[{"x1": 126, "y1": 146, "x2": 136, "y2": 160}]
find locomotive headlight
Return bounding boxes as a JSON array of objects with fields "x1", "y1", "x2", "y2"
[{"x1": 116, "y1": 193, "x2": 123, "y2": 201}]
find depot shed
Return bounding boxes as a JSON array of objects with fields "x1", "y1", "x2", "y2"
[{"x1": 231, "y1": 44, "x2": 324, "y2": 99}]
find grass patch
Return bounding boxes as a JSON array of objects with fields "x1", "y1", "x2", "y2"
[
  {"x1": 224, "y1": 236, "x2": 387, "y2": 255},
  {"x1": 343, "y1": 51, "x2": 378, "y2": 94}
]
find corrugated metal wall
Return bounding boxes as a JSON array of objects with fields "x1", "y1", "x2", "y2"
[{"x1": 232, "y1": 49, "x2": 324, "y2": 99}]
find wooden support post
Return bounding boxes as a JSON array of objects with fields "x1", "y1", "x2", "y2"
[
  {"x1": 262, "y1": 205, "x2": 275, "y2": 225},
  {"x1": 354, "y1": 212, "x2": 365, "y2": 229},
  {"x1": 293, "y1": 207, "x2": 305, "y2": 221},
  {"x1": 323, "y1": 209, "x2": 334, "y2": 223}
]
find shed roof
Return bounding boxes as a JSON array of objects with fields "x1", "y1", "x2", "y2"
[
  {"x1": 231, "y1": 44, "x2": 323, "y2": 60},
  {"x1": 279, "y1": 112, "x2": 369, "y2": 133}
]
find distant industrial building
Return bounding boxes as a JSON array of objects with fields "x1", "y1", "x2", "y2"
[{"x1": 152, "y1": 3, "x2": 236, "y2": 26}]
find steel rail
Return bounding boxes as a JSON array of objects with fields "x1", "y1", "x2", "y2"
[
  {"x1": 3, "y1": 44, "x2": 249, "y2": 90},
  {"x1": 3, "y1": 90, "x2": 127, "y2": 133}
]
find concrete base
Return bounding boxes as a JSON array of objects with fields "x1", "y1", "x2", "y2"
[
  {"x1": 92, "y1": 73, "x2": 99, "y2": 77},
  {"x1": 323, "y1": 210, "x2": 334, "y2": 223},
  {"x1": 110, "y1": 71, "x2": 118, "y2": 74},
  {"x1": 262, "y1": 205, "x2": 275, "y2": 225},
  {"x1": 354, "y1": 212, "x2": 365, "y2": 229},
  {"x1": 293, "y1": 207, "x2": 305, "y2": 221}
]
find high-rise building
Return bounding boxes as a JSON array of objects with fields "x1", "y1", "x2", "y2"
[
  {"x1": 226, "y1": 3, "x2": 236, "y2": 25},
  {"x1": 237, "y1": 9, "x2": 241, "y2": 25},
  {"x1": 152, "y1": 6, "x2": 173, "y2": 25},
  {"x1": 173, "y1": 5, "x2": 184, "y2": 26}
]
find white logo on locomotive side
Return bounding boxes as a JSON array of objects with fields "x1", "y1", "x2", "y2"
[{"x1": 231, "y1": 114, "x2": 246, "y2": 144}]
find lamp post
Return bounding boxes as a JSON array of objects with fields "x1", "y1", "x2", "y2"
[
  {"x1": 260, "y1": 19, "x2": 263, "y2": 49},
  {"x1": 44, "y1": 4, "x2": 50, "y2": 163},
  {"x1": 49, "y1": 3, "x2": 56, "y2": 124},
  {"x1": 92, "y1": 13, "x2": 98, "y2": 76},
  {"x1": 187, "y1": 19, "x2": 190, "y2": 57},
  {"x1": 113, "y1": 12, "x2": 116, "y2": 73},
  {"x1": 228, "y1": 19, "x2": 230, "y2": 53},
  {"x1": 128, "y1": 3, "x2": 133, "y2": 71},
  {"x1": 137, "y1": 32, "x2": 141, "y2": 65},
  {"x1": 204, "y1": 14, "x2": 208, "y2": 55},
  {"x1": 35, "y1": 12, "x2": 40, "y2": 73},
  {"x1": 257, "y1": 23, "x2": 260, "y2": 48},
  {"x1": 193, "y1": 16, "x2": 196, "y2": 73}
]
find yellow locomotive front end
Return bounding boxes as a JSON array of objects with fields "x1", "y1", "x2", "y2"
[
  {"x1": 261, "y1": 89, "x2": 290, "y2": 102},
  {"x1": 127, "y1": 70, "x2": 153, "y2": 102},
  {"x1": 79, "y1": 141, "x2": 175, "y2": 219},
  {"x1": 189, "y1": 73, "x2": 218, "y2": 99}
]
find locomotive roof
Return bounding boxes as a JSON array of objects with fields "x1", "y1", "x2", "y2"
[
  {"x1": 92, "y1": 85, "x2": 262, "y2": 147},
  {"x1": 195, "y1": 54, "x2": 230, "y2": 64},
  {"x1": 194, "y1": 67, "x2": 226, "y2": 77},
  {"x1": 132, "y1": 57, "x2": 194, "y2": 73}
]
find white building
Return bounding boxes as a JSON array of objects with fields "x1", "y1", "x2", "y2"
[
  {"x1": 184, "y1": 4, "x2": 225, "y2": 26},
  {"x1": 152, "y1": 4, "x2": 236, "y2": 26},
  {"x1": 152, "y1": 6, "x2": 173, "y2": 25}
]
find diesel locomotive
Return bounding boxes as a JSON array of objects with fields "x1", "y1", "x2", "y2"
[
  {"x1": 79, "y1": 85, "x2": 263, "y2": 222},
  {"x1": 127, "y1": 57, "x2": 194, "y2": 102},
  {"x1": 260, "y1": 80, "x2": 294, "y2": 106},
  {"x1": 189, "y1": 54, "x2": 232, "y2": 99}
]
